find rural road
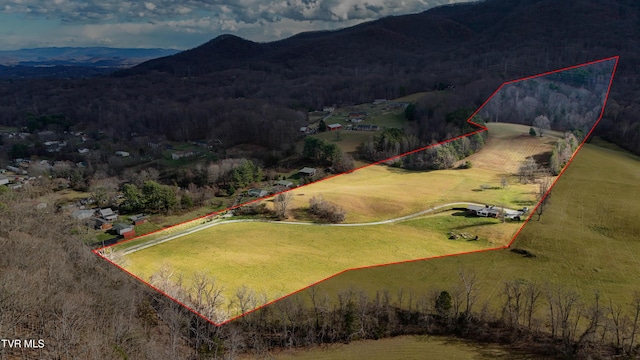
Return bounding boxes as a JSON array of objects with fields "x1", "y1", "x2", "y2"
[{"x1": 117, "y1": 202, "x2": 519, "y2": 256}]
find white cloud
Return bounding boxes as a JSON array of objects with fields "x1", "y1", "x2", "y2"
[{"x1": 0, "y1": 0, "x2": 468, "y2": 48}]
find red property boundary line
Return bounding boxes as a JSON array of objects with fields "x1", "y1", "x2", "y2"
[{"x1": 93, "y1": 56, "x2": 619, "y2": 326}]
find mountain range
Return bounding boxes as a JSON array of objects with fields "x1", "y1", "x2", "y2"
[
  {"x1": 0, "y1": 47, "x2": 181, "y2": 67},
  {"x1": 0, "y1": 0, "x2": 638, "y2": 155}
]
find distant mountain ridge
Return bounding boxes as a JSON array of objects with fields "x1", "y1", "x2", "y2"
[
  {"x1": 1, "y1": 0, "x2": 639, "y2": 156},
  {"x1": 0, "y1": 47, "x2": 181, "y2": 67},
  {"x1": 124, "y1": 0, "x2": 636, "y2": 79}
]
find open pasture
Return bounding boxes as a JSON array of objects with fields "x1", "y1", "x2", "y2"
[
  {"x1": 268, "y1": 123, "x2": 550, "y2": 223},
  {"x1": 116, "y1": 122, "x2": 557, "y2": 316},
  {"x1": 120, "y1": 210, "x2": 516, "y2": 314},
  {"x1": 304, "y1": 141, "x2": 640, "y2": 310}
]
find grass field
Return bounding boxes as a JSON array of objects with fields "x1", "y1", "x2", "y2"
[
  {"x1": 266, "y1": 123, "x2": 553, "y2": 223},
  {"x1": 302, "y1": 139, "x2": 640, "y2": 309},
  {"x1": 311, "y1": 131, "x2": 371, "y2": 154},
  {"x1": 120, "y1": 211, "x2": 512, "y2": 314},
  {"x1": 115, "y1": 122, "x2": 555, "y2": 315},
  {"x1": 257, "y1": 335, "x2": 534, "y2": 360},
  {"x1": 464, "y1": 122, "x2": 564, "y2": 173}
]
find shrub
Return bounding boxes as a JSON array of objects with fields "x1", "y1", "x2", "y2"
[
  {"x1": 308, "y1": 196, "x2": 345, "y2": 223},
  {"x1": 235, "y1": 202, "x2": 270, "y2": 216}
]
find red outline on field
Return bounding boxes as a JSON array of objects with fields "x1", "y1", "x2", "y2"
[{"x1": 93, "y1": 56, "x2": 619, "y2": 326}]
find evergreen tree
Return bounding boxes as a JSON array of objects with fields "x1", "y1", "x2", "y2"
[{"x1": 318, "y1": 119, "x2": 327, "y2": 132}]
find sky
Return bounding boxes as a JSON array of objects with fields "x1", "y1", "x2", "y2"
[{"x1": 0, "y1": 0, "x2": 467, "y2": 50}]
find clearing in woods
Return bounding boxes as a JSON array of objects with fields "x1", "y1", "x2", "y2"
[{"x1": 114, "y1": 122, "x2": 552, "y2": 316}]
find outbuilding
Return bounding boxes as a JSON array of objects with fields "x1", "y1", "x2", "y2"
[
  {"x1": 299, "y1": 167, "x2": 317, "y2": 177},
  {"x1": 129, "y1": 214, "x2": 148, "y2": 225},
  {"x1": 247, "y1": 188, "x2": 268, "y2": 197},
  {"x1": 275, "y1": 180, "x2": 293, "y2": 188}
]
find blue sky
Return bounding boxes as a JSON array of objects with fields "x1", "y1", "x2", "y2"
[{"x1": 0, "y1": 0, "x2": 466, "y2": 50}]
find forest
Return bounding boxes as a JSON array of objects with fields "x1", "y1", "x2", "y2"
[
  {"x1": 0, "y1": 0, "x2": 639, "y2": 359},
  {"x1": 0, "y1": 0, "x2": 638, "y2": 160}
]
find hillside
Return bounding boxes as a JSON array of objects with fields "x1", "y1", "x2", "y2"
[{"x1": 0, "y1": 0, "x2": 635, "y2": 157}]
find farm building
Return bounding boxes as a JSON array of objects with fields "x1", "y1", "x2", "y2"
[
  {"x1": 327, "y1": 123, "x2": 343, "y2": 131},
  {"x1": 94, "y1": 218, "x2": 112, "y2": 231},
  {"x1": 275, "y1": 180, "x2": 294, "y2": 188},
  {"x1": 299, "y1": 167, "x2": 317, "y2": 177},
  {"x1": 115, "y1": 151, "x2": 130, "y2": 157},
  {"x1": 113, "y1": 223, "x2": 135, "y2": 238},
  {"x1": 129, "y1": 214, "x2": 148, "y2": 225},
  {"x1": 247, "y1": 188, "x2": 268, "y2": 197},
  {"x1": 349, "y1": 112, "x2": 367, "y2": 119}
]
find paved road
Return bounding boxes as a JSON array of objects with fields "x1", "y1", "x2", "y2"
[{"x1": 118, "y1": 202, "x2": 519, "y2": 256}]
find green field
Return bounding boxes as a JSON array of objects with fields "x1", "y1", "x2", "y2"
[
  {"x1": 257, "y1": 335, "x2": 535, "y2": 360},
  {"x1": 114, "y1": 122, "x2": 556, "y2": 315},
  {"x1": 268, "y1": 123, "x2": 553, "y2": 223},
  {"x1": 302, "y1": 139, "x2": 640, "y2": 308},
  {"x1": 120, "y1": 212, "x2": 513, "y2": 314}
]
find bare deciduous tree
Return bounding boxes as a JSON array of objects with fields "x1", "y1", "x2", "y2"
[
  {"x1": 536, "y1": 174, "x2": 553, "y2": 221},
  {"x1": 273, "y1": 191, "x2": 293, "y2": 219},
  {"x1": 533, "y1": 115, "x2": 551, "y2": 136}
]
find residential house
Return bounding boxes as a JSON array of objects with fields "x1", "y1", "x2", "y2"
[
  {"x1": 115, "y1": 151, "x2": 130, "y2": 157},
  {"x1": 171, "y1": 151, "x2": 196, "y2": 160},
  {"x1": 0, "y1": 175, "x2": 8, "y2": 186},
  {"x1": 467, "y1": 205, "x2": 501, "y2": 218},
  {"x1": 98, "y1": 208, "x2": 118, "y2": 222}
]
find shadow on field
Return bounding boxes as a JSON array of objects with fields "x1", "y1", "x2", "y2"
[
  {"x1": 451, "y1": 211, "x2": 475, "y2": 217},
  {"x1": 512, "y1": 199, "x2": 537, "y2": 206},
  {"x1": 439, "y1": 337, "x2": 541, "y2": 359},
  {"x1": 453, "y1": 221, "x2": 498, "y2": 230}
]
